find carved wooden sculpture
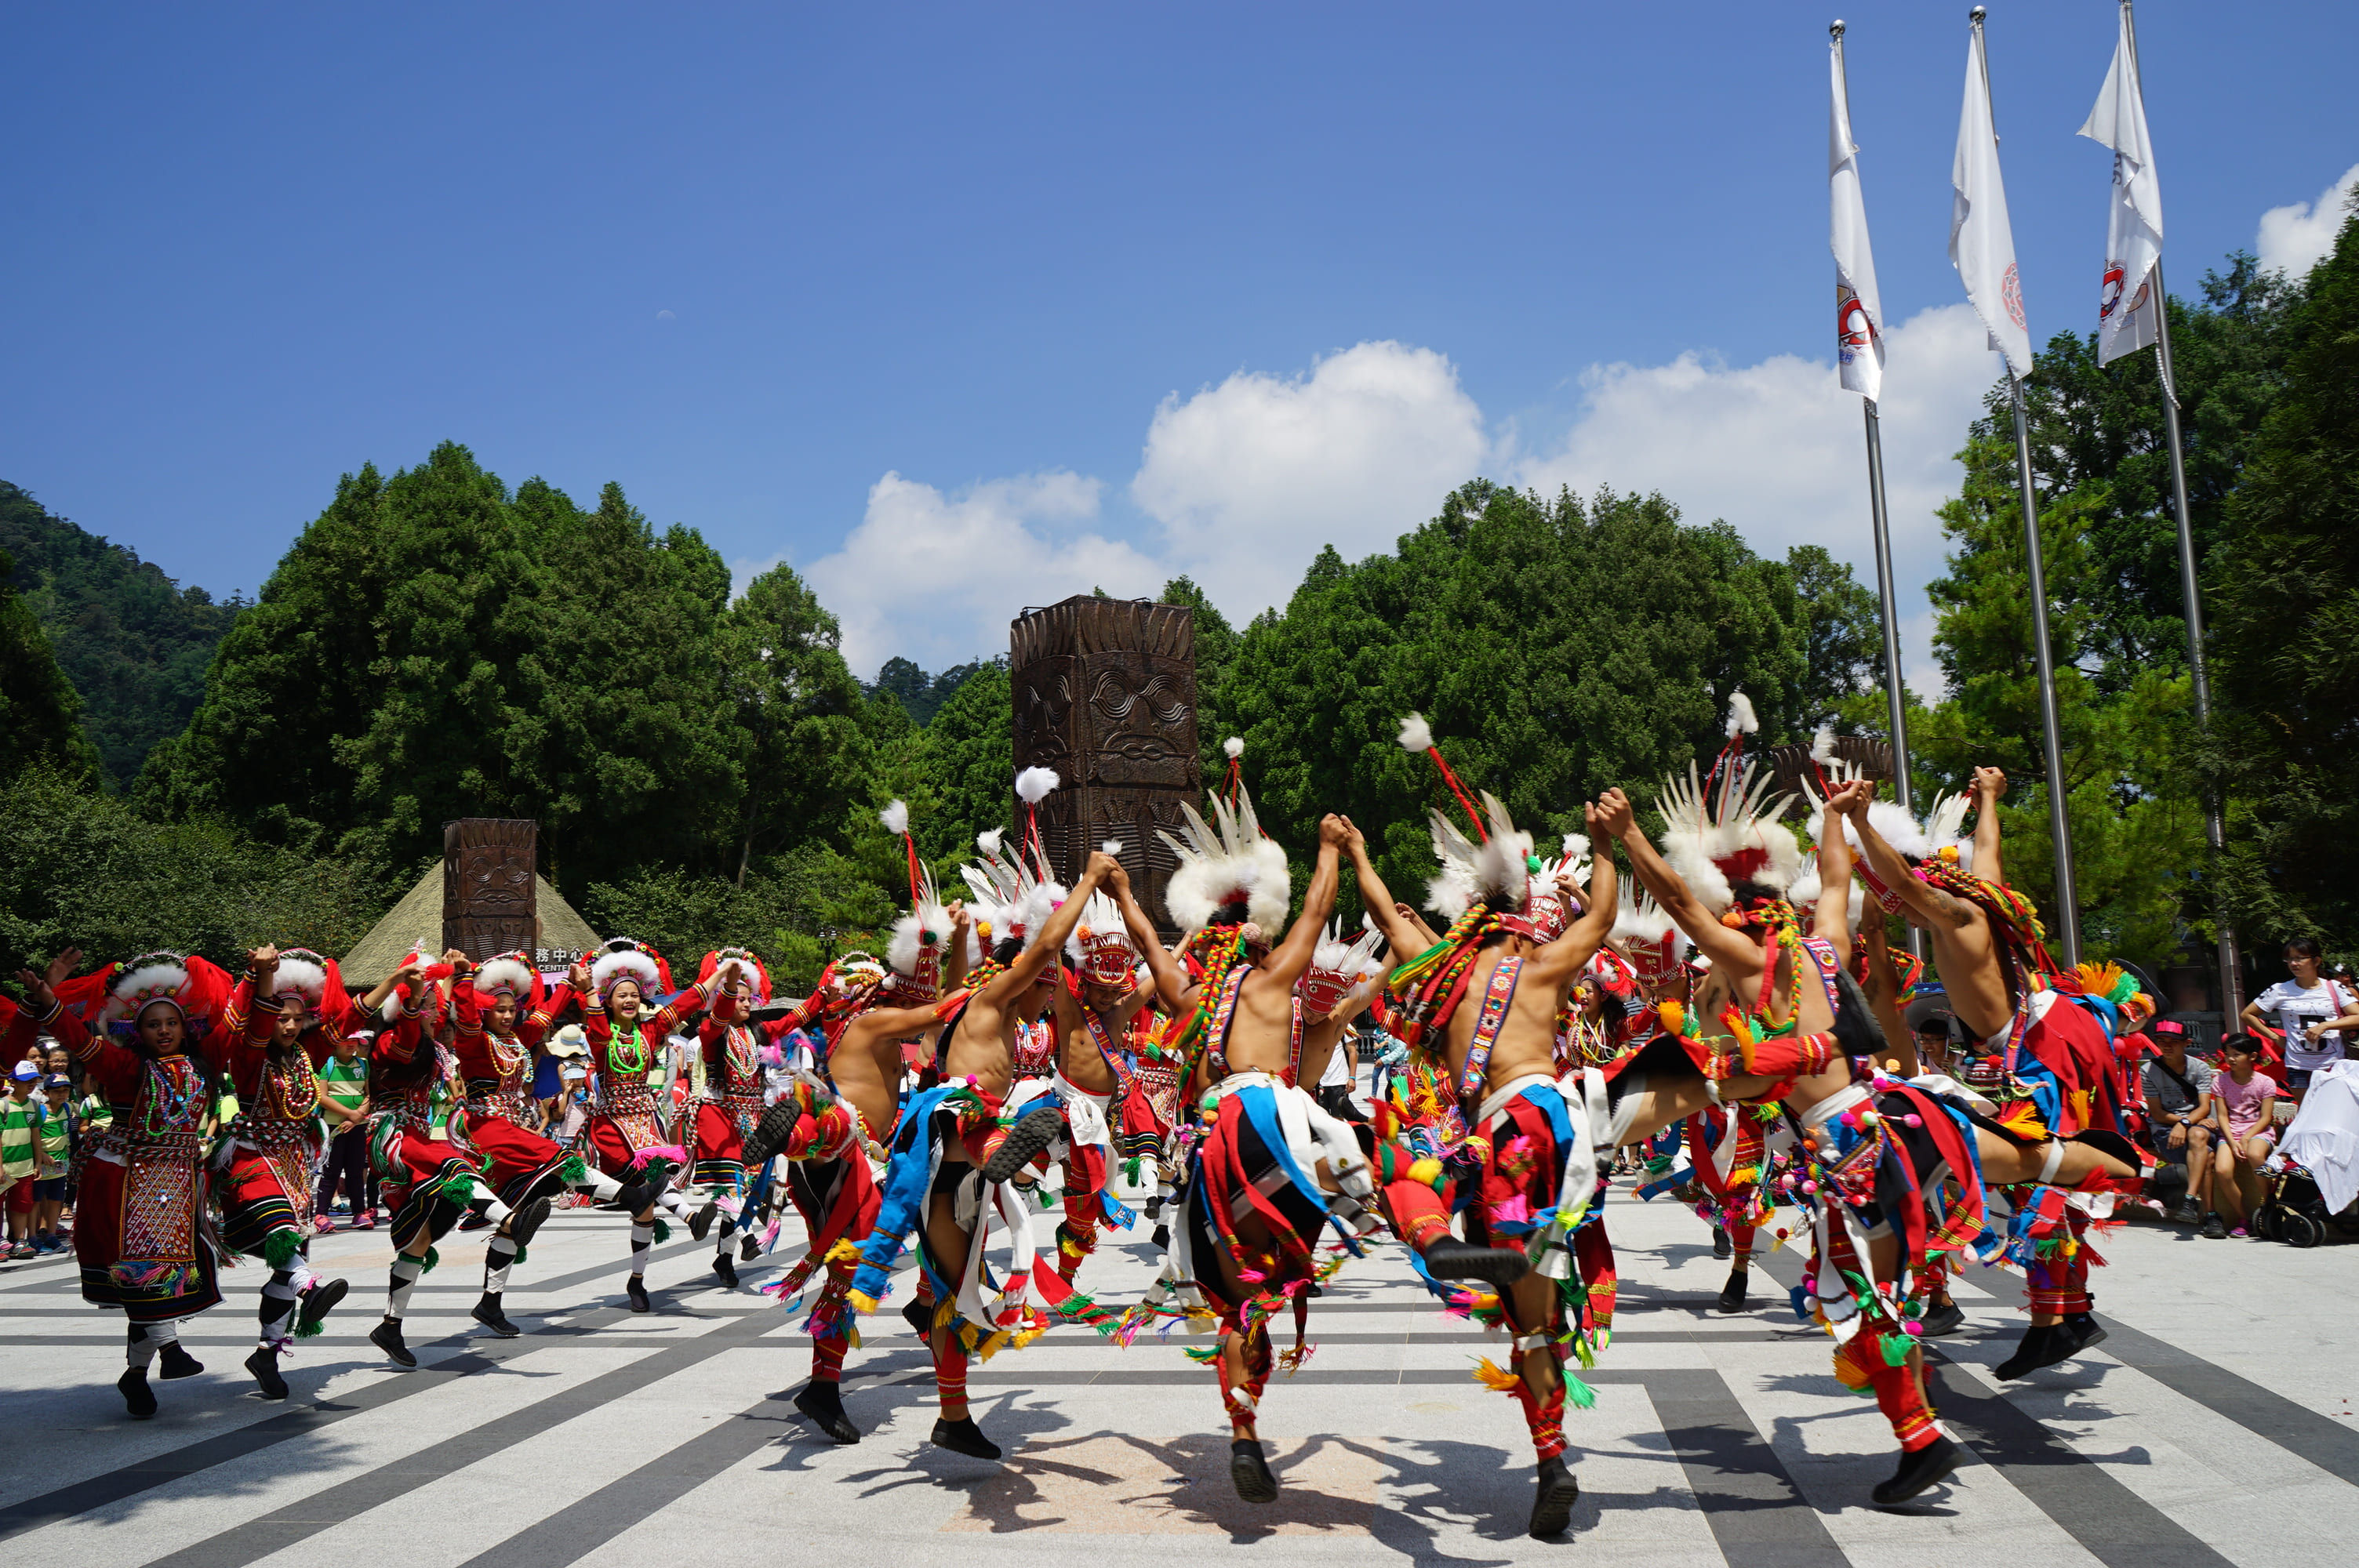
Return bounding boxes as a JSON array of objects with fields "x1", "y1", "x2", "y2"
[
  {"x1": 1009, "y1": 597, "x2": 1200, "y2": 931},
  {"x1": 443, "y1": 818, "x2": 540, "y2": 962}
]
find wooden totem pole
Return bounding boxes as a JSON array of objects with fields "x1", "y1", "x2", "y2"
[
  {"x1": 1009, "y1": 596, "x2": 1201, "y2": 931},
  {"x1": 443, "y1": 818, "x2": 540, "y2": 961}
]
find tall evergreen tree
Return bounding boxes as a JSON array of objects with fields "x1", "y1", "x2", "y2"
[
  {"x1": 2212, "y1": 204, "x2": 2359, "y2": 942},
  {"x1": 0, "y1": 545, "x2": 103, "y2": 784}
]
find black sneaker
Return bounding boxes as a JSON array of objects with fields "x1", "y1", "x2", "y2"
[
  {"x1": 794, "y1": 1379, "x2": 861, "y2": 1443},
  {"x1": 740, "y1": 1229, "x2": 762, "y2": 1262},
  {"x1": 245, "y1": 1345, "x2": 289, "y2": 1400},
  {"x1": 1994, "y1": 1325, "x2": 2073, "y2": 1381},
  {"x1": 370, "y1": 1317, "x2": 416, "y2": 1369},
  {"x1": 1229, "y1": 1437, "x2": 1278, "y2": 1503},
  {"x1": 157, "y1": 1342, "x2": 204, "y2": 1380},
  {"x1": 507, "y1": 1196, "x2": 554, "y2": 1250},
  {"x1": 119, "y1": 1367, "x2": 157, "y2": 1419},
  {"x1": 1872, "y1": 1435, "x2": 1961, "y2": 1505},
  {"x1": 627, "y1": 1276, "x2": 651, "y2": 1313},
  {"x1": 931, "y1": 1414, "x2": 1003, "y2": 1460},
  {"x1": 1419, "y1": 1237, "x2": 1532, "y2": 1289},
  {"x1": 1712, "y1": 1228, "x2": 1732, "y2": 1260},
  {"x1": 472, "y1": 1292, "x2": 521, "y2": 1337},
  {"x1": 982, "y1": 1102, "x2": 1066, "y2": 1185},
  {"x1": 1528, "y1": 1454, "x2": 1581, "y2": 1537},
  {"x1": 712, "y1": 1253, "x2": 739, "y2": 1289},
  {"x1": 2200, "y1": 1212, "x2": 2226, "y2": 1240},
  {"x1": 688, "y1": 1200, "x2": 718, "y2": 1242},
  {"x1": 2171, "y1": 1200, "x2": 2201, "y2": 1225},
  {"x1": 1916, "y1": 1301, "x2": 1966, "y2": 1338},
  {"x1": 1716, "y1": 1270, "x2": 1748, "y2": 1313},
  {"x1": 296, "y1": 1277, "x2": 348, "y2": 1334}
]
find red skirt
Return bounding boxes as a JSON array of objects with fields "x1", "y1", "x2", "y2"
[
  {"x1": 588, "y1": 1113, "x2": 685, "y2": 1180},
  {"x1": 76, "y1": 1152, "x2": 224, "y2": 1323},
  {"x1": 468, "y1": 1113, "x2": 578, "y2": 1202}
]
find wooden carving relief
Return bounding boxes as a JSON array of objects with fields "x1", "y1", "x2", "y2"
[
  {"x1": 443, "y1": 818, "x2": 540, "y2": 961},
  {"x1": 1010, "y1": 597, "x2": 1199, "y2": 933}
]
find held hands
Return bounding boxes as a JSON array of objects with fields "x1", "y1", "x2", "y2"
[
  {"x1": 1825, "y1": 779, "x2": 1873, "y2": 819},
  {"x1": 567, "y1": 958, "x2": 591, "y2": 991},
  {"x1": 1594, "y1": 789, "x2": 1637, "y2": 842},
  {"x1": 1318, "y1": 813, "x2": 1350, "y2": 848},
  {"x1": 1083, "y1": 850, "x2": 1121, "y2": 886},
  {"x1": 1339, "y1": 815, "x2": 1368, "y2": 854}
]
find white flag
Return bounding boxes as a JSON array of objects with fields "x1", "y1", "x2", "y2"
[
  {"x1": 1950, "y1": 20, "x2": 2032, "y2": 380},
  {"x1": 2077, "y1": 5, "x2": 2164, "y2": 366},
  {"x1": 1830, "y1": 36, "x2": 1884, "y2": 401}
]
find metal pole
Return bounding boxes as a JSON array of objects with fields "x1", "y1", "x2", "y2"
[
  {"x1": 2123, "y1": 0, "x2": 2240, "y2": 1037},
  {"x1": 2009, "y1": 376, "x2": 2081, "y2": 966},
  {"x1": 1860, "y1": 403, "x2": 1914, "y2": 818}
]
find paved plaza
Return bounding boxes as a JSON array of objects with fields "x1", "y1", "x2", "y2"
[{"x1": 2, "y1": 1179, "x2": 2354, "y2": 1568}]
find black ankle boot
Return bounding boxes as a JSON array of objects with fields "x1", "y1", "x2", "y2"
[
  {"x1": 296, "y1": 1277, "x2": 348, "y2": 1334},
  {"x1": 932, "y1": 1414, "x2": 1003, "y2": 1460},
  {"x1": 1716, "y1": 1269, "x2": 1748, "y2": 1312},
  {"x1": 2063, "y1": 1305, "x2": 2106, "y2": 1353},
  {"x1": 794, "y1": 1379, "x2": 861, "y2": 1443},
  {"x1": 739, "y1": 1229, "x2": 762, "y2": 1261},
  {"x1": 712, "y1": 1252, "x2": 739, "y2": 1288},
  {"x1": 472, "y1": 1292, "x2": 520, "y2": 1337},
  {"x1": 627, "y1": 1276, "x2": 651, "y2": 1313},
  {"x1": 687, "y1": 1199, "x2": 718, "y2": 1242},
  {"x1": 1994, "y1": 1324, "x2": 2071, "y2": 1381},
  {"x1": 507, "y1": 1196, "x2": 554, "y2": 1249},
  {"x1": 1230, "y1": 1437, "x2": 1278, "y2": 1502},
  {"x1": 1871, "y1": 1435, "x2": 1961, "y2": 1504},
  {"x1": 370, "y1": 1316, "x2": 416, "y2": 1368},
  {"x1": 1528, "y1": 1455, "x2": 1581, "y2": 1537},
  {"x1": 119, "y1": 1367, "x2": 157, "y2": 1419},
  {"x1": 982, "y1": 1102, "x2": 1065, "y2": 1185},
  {"x1": 1917, "y1": 1299, "x2": 1965, "y2": 1338},
  {"x1": 1420, "y1": 1237, "x2": 1532, "y2": 1288},
  {"x1": 245, "y1": 1345, "x2": 289, "y2": 1400},
  {"x1": 1712, "y1": 1228, "x2": 1732, "y2": 1260},
  {"x1": 157, "y1": 1341, "x2": 204, "y2": 1379}
]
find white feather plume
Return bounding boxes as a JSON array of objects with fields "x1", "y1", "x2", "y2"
[
  {"x1": 1397, "y1": 712, "x2": 1434, "y2": 753},
  {"x1": 1100, "y1": 839, "x2": 1124, "y2": 855},
  {"x1": 878, "y1": 799, "x2": 910, "y2": 836},
  {"x1": 474, "y1": 955, "x2": 535, "y2": 1002},
  {"x1": 271, "y1": 956, "x2": 328, "y2": 1002},
  {"x1": 1223, "y1": 736, "x2": 1244, "y2": 759},
  {"x1": 1157, "y1": 781, "x2": 1291, "y2": 931},
  {"x1": 1725, "y1": 690, "x2": 1759, "y2": 738},
  {"x1": 1811, "y1": 724, "x2": 1836, "y2": 763},
  {"x1": 976, "y1": 829, "x2": 1003, "y2": 855},
  {"x1": 1014, "y1": 766, "x2": 1060, "y2": 804}
]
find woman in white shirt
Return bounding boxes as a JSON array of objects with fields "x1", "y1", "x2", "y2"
[{"x1": 2241, "y1": 938, "x2": 2359, "y2": 1098}]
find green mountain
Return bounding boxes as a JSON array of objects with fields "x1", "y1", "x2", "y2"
[{"x1": 0, "y1": 482, "x2": 245, "y2": 788}]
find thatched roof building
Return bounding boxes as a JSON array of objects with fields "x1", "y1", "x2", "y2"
[{"x1": 341, "y1": 867, "x2": 600, "y2": 984}]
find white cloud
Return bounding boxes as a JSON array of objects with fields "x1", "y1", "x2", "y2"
[
  {"x1": 784, "y1": 470, "x2": 1161, "y2": 676},
  {"x1": 1508, "y1": 303, "x2": 1998, "y2": 694},
  {"x1": 1130, "y1": 340, "x2": 1489, "y2": 618},
  {"x1": 2256, "y1": 162, "x2": 2359, "y2": 280},
  {"x1": 758, "y1": 325, "x2": 2000, "y2": 691}
]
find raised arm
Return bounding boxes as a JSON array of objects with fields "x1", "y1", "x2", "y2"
[
  {"x1": 1848, "y1": 782, "x2": 1979, "y2": 932},
  {"x1": 985, "y1": 853, "x2": 1111, "y2": 1004},
  {"x1": 1816, "y1": 780, "x2": 1867, "y2": 951},
  {"x1": 1343, "y1": 817, "x2": 1431, "y2": 959},
  {"x1": 1970, "y1": 767, "x2": 2007, "y2": 891},
  {"x1": 1104, "y1": 859, "x2": 1180, "y2": 1020},
  {"x1": 941, "y1": 901, "x2": 974, "y2": 996},
  {"x1": 1531, "y1": 805, "x2": 1620, "y2": 987},
  {"x1": 1594, "y1": 787, "x2": 1761, "y2": 973},
  {"x1": 1264, "y1": 817, "x2": 1348, "y2": 987}
]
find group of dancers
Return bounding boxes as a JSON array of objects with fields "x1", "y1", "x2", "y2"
[{"x1": 5, "y1": 704, "x2": 2156, "y2": 1537}]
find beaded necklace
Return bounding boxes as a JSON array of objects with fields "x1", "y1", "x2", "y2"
[{"x1": 137, "y1": 1054, "x2": 208, "y2": 1134}]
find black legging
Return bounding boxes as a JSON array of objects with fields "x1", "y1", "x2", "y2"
[{"x1": 314, "y1": 1125, "x2": 377, "y2": 1214}]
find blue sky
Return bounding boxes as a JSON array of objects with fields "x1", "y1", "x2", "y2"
[{"x1": 2, "y1": 2, "x2": 2352, "y2": 683}]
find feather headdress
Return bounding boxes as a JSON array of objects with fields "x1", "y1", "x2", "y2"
[
  {"x1": 1421, "y1": 791, "x2": 1575, "y2": 938},
  {"x1": 1157, "y1": 781, "x2": 1291, "y2": 934},
  {"x1": 1071, "y1": 843, "x2": 1140, "y2": 986},
  {"x1": 694, "y1": 947, "x2": 769, "y2": 1007},
  {"x1": 960, "y1": 828, "x2": 1070, "y2": 956},
  {"x1": 102, "y1": 951, "x2": 233, "y2": 1036},
  {"x1": 1298, "y1": 916, "x2": 1387, "y2": 1018},
  {"x1": 475, "y1": 950, "x2": 541, "y2": 1009},
  {"x1": 1655, "y1": 745, "x2": 1804, "y2": 915},
  {"x1": 1611, "y1": 893, "x2": 1685, "y2": 986}
]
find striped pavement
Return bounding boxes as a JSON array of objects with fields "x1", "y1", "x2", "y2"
[{"x1": 1, "y1": 1176, "x2": 2354, "y2": 1568}]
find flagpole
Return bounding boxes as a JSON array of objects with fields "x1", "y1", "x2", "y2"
[
  {"x1": 1977, "y1": 5, "x2": 2081, "y2": 966},
  {"x1": 1831, "y1": 22, "x2": 1917, "y2": 834},
  {"x1": 2122, "y1": 0, "x2": 2240, "y2": 1021}
]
